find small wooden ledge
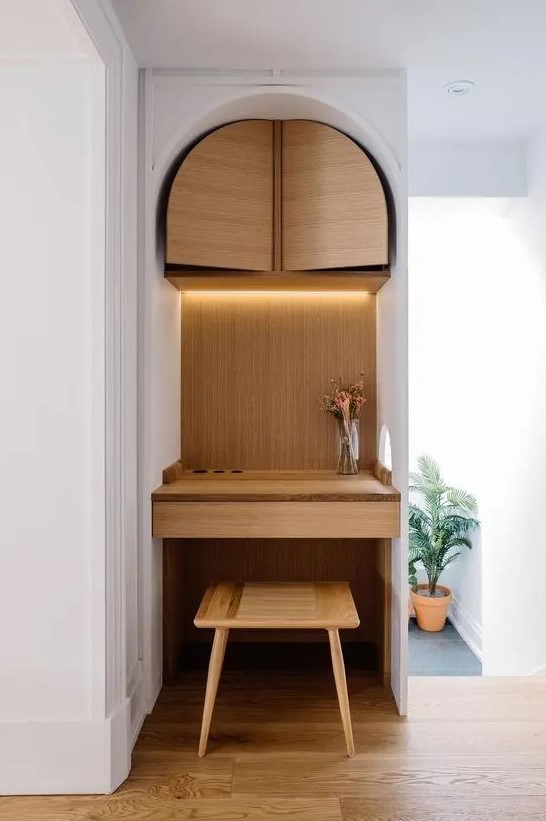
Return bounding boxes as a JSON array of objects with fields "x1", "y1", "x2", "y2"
[
  {"x1": 162, "y1": 459, "x2": 184, "y2": 485},
  {"x1": 374, "y1": 460, "x2": 392, "y2": 486},
  {"x1": 165, "y1": 269, "x2": 390, "y2": 293}
]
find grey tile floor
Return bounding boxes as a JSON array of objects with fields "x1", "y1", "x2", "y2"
[{"x1": 408, "y1": 617, "x2": 482, "y2": 676}]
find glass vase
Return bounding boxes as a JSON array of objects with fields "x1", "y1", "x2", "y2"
[{"x1": 337, "y1": 418, "x2": 359, "y2": 475}]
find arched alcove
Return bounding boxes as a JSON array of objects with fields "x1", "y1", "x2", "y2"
[{"x1": 141, "y1": 83, "x2": 408, "y2": 718}]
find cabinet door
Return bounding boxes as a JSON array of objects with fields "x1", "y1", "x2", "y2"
[
  {"x1": 282, "y1": 121, "x2": 388, "y2": 270},
  {"x1": 166, "y1": 120, "x2": 273, "y2": 270}
]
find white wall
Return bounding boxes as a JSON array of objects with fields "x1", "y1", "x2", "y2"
[
  {"x1": 0, "y1": 62, "x2": 96, "y2": 719},
  {"x1": 140, "y1": 72, "x2": 409, "y2": 712},
  {"x1": 409, "y1": 195, "x2": 546, "y2": 673},
  {"x1": 0, "y1": 0, "x2": 141, "y2": 793},
  {"x1": 409, "y1": 140, "x2": 527, "y2": 197},
  {"x1": 0, "y1": 60, "x2": 110, "y2": 791}
]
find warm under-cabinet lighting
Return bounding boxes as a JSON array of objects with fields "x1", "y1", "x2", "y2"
[{"x1": 183, "y1": 291, "x2": 371, "y2": 298}]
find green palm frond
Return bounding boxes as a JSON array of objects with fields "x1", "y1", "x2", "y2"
[
  {"x1": 417, "y1": 454, "x2": 442, "y2": 484},
  {"x1": 438, "y1": 551, "x2": 462, "y2": 574},
  {"x1": 445, "y1": 487, "x2": 478, "y2": 513},
  {"x1": 444, "y1": 535, "x2": 474, "y2": 552},
  {"x1": 408, "y1": 454, "x2": 479, "y2": 592}
]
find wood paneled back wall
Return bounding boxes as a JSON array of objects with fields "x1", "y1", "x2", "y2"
[{"x1": 181, "y1": 292, "x2": 377, "y2": 471}]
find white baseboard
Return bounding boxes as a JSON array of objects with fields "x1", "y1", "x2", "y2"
[
  {"x1": 531, "y1": 661, "x2": 546, "y2": 675},
  {"x1": 108, "y1": 698, "x2": 131, "y2": 793},
  {"x1": 0, "y1": 698, "x2": 134, "y2": 795},
  {"x1": 0, "y1": 712, "x2": 129, "y2": 795},
  {"x1": 448, "y1": 595, "x2": 483, "y2": 662},
  {"x1": 127, "y1": 660, "x2": 146, "y2": 749},
  {"x1": 144, "y1": 672, "x2": 162, "y2": 715}
]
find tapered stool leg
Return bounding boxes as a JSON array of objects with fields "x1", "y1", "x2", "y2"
[
  {"x1": 198, "y1": 628, "x2": 229, "y2": 756},
  {"x1": 328, "y1": 628, "x2": 355, "y2": 757}
]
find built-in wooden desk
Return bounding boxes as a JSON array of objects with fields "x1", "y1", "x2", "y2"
[
  {"x1": 152, "y1": 470, "x2": 400, "y2": 539},
  {"x1": 153, "y1": 466, "x2": 400, "y2": 682}
]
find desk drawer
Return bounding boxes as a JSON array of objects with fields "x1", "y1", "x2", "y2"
[{"x1": 153, "y1": 501, "x2": 400, "y2": 539}]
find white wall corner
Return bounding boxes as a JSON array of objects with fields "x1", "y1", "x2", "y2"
[{"x1": 449, "y1": 594, "x2": 483, "y2": 662}]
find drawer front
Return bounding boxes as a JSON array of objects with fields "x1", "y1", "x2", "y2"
[{"x1": 153, "y1": 501, "x2": 400, "y2": 539}]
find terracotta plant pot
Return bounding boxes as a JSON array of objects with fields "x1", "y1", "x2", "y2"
[{"x1": 411, "y1": 583, "x2": 452, "y2": 632}]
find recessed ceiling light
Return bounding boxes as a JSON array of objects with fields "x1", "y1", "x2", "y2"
[{"x1": 445, "y1": 80, "x2": 475, "y2": 96}]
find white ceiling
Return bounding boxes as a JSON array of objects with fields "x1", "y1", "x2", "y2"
[{"x1": 112, "y1": 0, "x2": 546, "y2": 141}]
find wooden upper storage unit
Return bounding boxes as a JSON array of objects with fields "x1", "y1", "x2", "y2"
[
  {"x1": 281, "y1": 121, "x2": 388, "y2": 270},
  {"x1": 165, "y1": 119, "x2": 389, "y2": 280},
  {"x1": 166, "y1": 120, "x2": 274, "y2": 270}
]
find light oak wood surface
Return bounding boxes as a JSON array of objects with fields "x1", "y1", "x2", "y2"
[
  {"x1": 153, "y1": 500, "x2": 400, "y2": 539},
  {"x1": 198, "y1": 627, "x2": 229, "y2": 757},
  {"x1": 282, "y1": 120, "x2": 388, "y2": 270},
  {"x1": 194, "y1": 582, "x2": 359, "y2": 630},
  {"x1": 375, "y1": 539, "x2": 391, "y2": 684},
  {"x1": 162, "y1": 458, "x2": 184, "y2": 484},
  {"x1": 181, "y1": 291, "x2": 377, "y2": 471},
  {"x1": 328, "y1": 629, "x2": 355, "y2": 756},
  {"x1": 5, "y1": 675, "x2": 546, "y2": 820},
  {"x1": 166, "y1": 120, "x2": 274, "y2": 270},
  {"x1": 166, "y1": 270, "x2": 390, "y2": 292},
  {"x1": 153, "y1": 471, "x2": 400, "y2": 502},
  {"x1": 373, "y1": 460, "x2": 392, "y2": 487},
  {"x1": 194, "y1": 583, "x2": 359, "y2": 756}
]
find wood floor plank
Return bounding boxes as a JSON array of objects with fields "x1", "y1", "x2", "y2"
[
  {"x1": 0, "y1": 796, "x2": 341, "y2": 821},
  {"x1": 232, "y1": 753, "x2": 546, "y2": 797},
  {"x1": 150, "y1": 673, "x2": 398, "y2": 725},
  {"x1": 138, "y1": 719, "x2": 546, "y2": 756},
  {"x1": 4, "y1": 673, "x2": 546, "y2": 820},
  {"x1": 409, "y1": 676, "x2": 546, "y2": 722},
  {"x1": 122, "y1": 751, "x2": 233, "y2": 798},
  {"x1": 340, "y1": 797, "x2": 546, "y2": 821}
]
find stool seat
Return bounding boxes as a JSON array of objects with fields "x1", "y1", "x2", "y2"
[
  {"x1": 194, "y1": 582, "x2": 360, "y2": 630},
  {"x1": 194, "y1": 581, "x2": 360, "y2": 758}
]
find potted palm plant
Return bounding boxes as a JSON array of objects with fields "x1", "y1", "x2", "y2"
[{"x1": 409, "y1": 455, "x2": 479, "y2": 632}]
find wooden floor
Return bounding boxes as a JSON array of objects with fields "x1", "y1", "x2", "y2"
[{"x1": 2, "y1": 672, "x2": 546, "y2": 819}]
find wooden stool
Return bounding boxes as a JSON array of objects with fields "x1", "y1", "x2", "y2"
[{"x1": 194, "y1": 581, "x2": 360, "y2": 757}]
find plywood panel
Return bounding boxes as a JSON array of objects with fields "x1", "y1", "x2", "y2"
[
  {"x1": 163, "y1": 541, "x2": 186, "y2": 682},
  {"x1": 282, "y1": 120, "x2": 388, "y2": 270},
  {"x1": 375, "y1": 539, "x2": 392, "y2": 684},
  {"x1": 166, "y1": 120, "x2": 274, "y2": 270},
  {"x1": 181, "y1": 292, "x2": 376, "y2": 471}
]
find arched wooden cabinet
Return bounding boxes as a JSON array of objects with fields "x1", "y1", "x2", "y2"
[
  {"x1": 165, "y1": 119, "x2": 389, "y2": 286},
  {"x1": 166, "y1": 120, "x2": 274, "y2": 270},
  {"x1": 281, "y1": 120, "x2": 388, "y2": 270}
]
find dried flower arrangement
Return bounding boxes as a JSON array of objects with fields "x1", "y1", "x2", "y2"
[
  {"x1": 319, "y1": 373, "x2": 366, "y2": 421},
  {"x1": 319, "y1": 373, "x2": 366, "y2": 474}
]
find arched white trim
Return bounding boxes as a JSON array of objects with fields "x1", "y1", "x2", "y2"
[{"x1": 152, "y1": 87, "x2": 402, "y2": 213}]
